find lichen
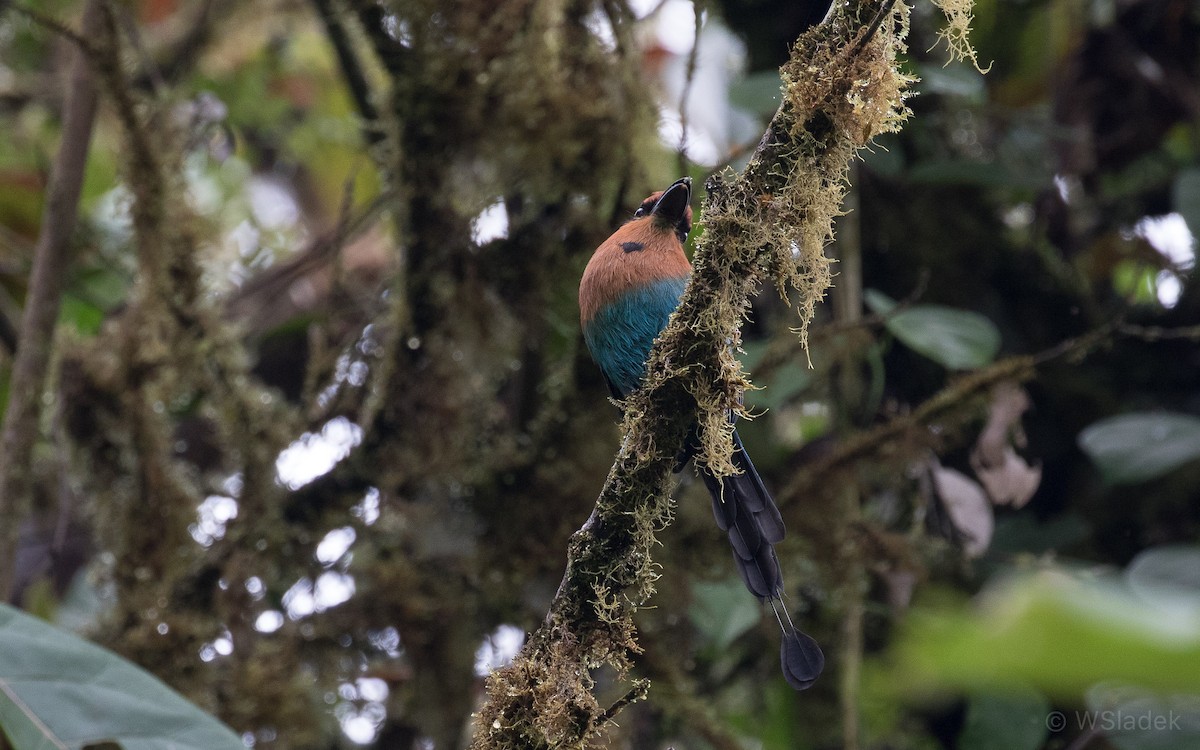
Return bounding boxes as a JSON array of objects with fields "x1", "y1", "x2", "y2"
[
  {"x1": 664, "y1": 1, "x2": 917, "y2": 479},
  {"x1": 930, "y1": 0, "x2": 990, "y2": 72},
  {"x1": 469, "y1": 2, "x2": 952, "y2": 748}
]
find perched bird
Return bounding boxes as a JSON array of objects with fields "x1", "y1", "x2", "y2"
[{"x1": 579, "y1": 177, "x2": 824, "y2": 690}]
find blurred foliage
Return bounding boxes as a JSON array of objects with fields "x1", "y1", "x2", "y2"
[
  {"x1": 1078, "y1": 412, "x2": 1200, "y2": 485},
  {"x1": 0, "y1": 0, "x2": 1198, "y2": 748}
]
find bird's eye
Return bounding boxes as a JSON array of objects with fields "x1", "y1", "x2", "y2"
[{"x1": 633, "y1": 207, "x2": 647, "y2": 217}]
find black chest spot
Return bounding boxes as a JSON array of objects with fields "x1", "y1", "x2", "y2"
[{"x1": 621, "y1": 241, "x2": 645, "y2": 254}]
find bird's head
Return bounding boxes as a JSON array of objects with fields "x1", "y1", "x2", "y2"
[{"x1": 633, "y1": 177, "x2": 692, "y2": 246}]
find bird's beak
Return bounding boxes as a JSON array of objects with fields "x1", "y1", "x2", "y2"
[{"x1": 650, "y1": 177, "x2": 692, "y2": 227}]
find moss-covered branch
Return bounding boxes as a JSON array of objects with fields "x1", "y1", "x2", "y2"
[
  {"x1": 785, "y1": 356, "x2": 1037, "y2": 500},
  {"x1": 470, "y1": 3, "x2": 916, "y2": 748}
]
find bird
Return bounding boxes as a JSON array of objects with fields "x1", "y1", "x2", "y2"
[{"x1": 578, "y1": 177, "x2": 824, "y2": 690}]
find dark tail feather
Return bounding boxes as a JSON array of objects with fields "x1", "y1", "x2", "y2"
[
  {"x1": 701, "y1": 430, "x2": 787, "y2": 600},
  {"x1": 781, "y1": 628, "x2": 825, "y2": 690},
  {"x1": 731, "y1": 432, "x2": 784, "y2": 541},
  {"x1": 696, "y1": 427, "x2": 825, "y2": 691},
  {"x1": 771, "y1": 600, "x2": 825, "y2": 690}
]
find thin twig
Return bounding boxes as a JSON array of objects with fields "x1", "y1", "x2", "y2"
[
  {"x1": 224, "y1": 188, "x2": 395, "y2": 321},
  {"x1": 676, "y1": 1, "x2": 702, "y2": 175},
  {"x1": 1031, "y1": 321, "x2": 1118, "y2": 365},
  {"x1": 113, "y1": 2, "x2": 167, "y2": 96},
  {"x1": 6, "y1": 3, "x2": 95, "y2": 54},
  {"x1": 599, "y1": 0, "x2": 635, "y2": 58},
  {"x1": 785, "y1": 356, "x2": 1037, "y2": 498},
  {"x1": 0, "y1": 0, "x2": 104, "y2": 601},
  {"x1": 832, "y1": 168, "x2": 866, "y2": 750},
  {"x1": 133, "y1": 0, "x2": 222, "y2": 89},
  {"x1": 852, "y1": 0, "x2": 900, "y2": 54},
  {"x1": 1031, "y1": 316, "x2": 1200, "y2": 367},
  {"x1": 595, "y1": 681, "x2": 648, "y2": 726},
  {"x1": 1117, "y1": 321, "x2": 1200, "y2": 341}
]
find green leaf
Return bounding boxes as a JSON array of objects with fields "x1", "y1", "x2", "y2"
[
  {"x1": 0, "y1": 603, "x2": 243, "y2": 750},
  {"x1": 894, "y1": 574, "x2": 1200, "y2": 698},
  {"x1": 1172, "y1": 168, "x2": 1200, "y2": 239},
  {"x1": 689, "y1": 579, "x2": 761, "y2": 651},
  {"x1": 1077, "y1": 412, "x2": 1200, "y2": 485},
  {"x1": 959, "y1": 687, "x2": 1049, "y2": 750},
  {"x1": 865, "y1": 290, "x2": 1001, "y2": 369}
]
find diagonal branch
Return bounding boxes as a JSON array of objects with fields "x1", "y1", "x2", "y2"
[
  {"x1": 0, "y1": 0, "x2": 104, "y2": 601},
  {"x1": 469, "y1": 1, "x2": 915, "y2": 748}
]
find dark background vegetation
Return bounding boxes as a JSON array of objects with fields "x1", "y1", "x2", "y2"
[{"x1": 0, "y1": 0, "x2": 1198, "y2": 749}]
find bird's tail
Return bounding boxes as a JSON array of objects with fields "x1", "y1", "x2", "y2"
[
  {"x1": 700, "y1": 430, "x2": 785, "y2": 600},
  {"x1": 699, "y1": 430, "x2": 824, "y2": 690}
]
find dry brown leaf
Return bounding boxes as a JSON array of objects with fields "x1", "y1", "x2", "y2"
[
  {"x1": 973, "y1": 446, "x2": 1042, "y2": 509},
  {"x1": 972, "y1": 381, "x2": 1041, "y2": 507}
]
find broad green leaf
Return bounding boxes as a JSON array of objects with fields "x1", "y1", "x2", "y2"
[
  {"x1": 1077, "y1": 412, "x2": 1200, "y2": 485},
  {"x1": 959, "y1": 687, "x2": 1049, "y2": 750},
  {"x1": 0, "y1": 603, "x2": 243, "y2": 750},
  {"x1": 1172, "y1": 169, "x2": 1200, "y2": 239},
  {"x1": 894, "y1": 573, "x2": 1200, "y2": 698},
  {"x1": 689, "y1": 578, "x2": 761, "y2": 651},
  {"x1": 865, "y1": 290, "x2": 1001, "y2": 370}
]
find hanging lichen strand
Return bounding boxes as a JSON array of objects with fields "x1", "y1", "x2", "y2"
[
  {"x1": 681, "y1": 0, "x2": 916, "y2": 477},
  {"x1": 469, "y1": 1, "x2": 942, "y2": 748}
]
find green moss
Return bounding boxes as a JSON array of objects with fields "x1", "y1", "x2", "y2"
[{"x1": 469, "y1": 2, "x2": 944, "y2": 748}]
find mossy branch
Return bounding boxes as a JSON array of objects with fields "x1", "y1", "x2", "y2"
[
  {"x1": 786, "y1": 356, "x2": 1037, "y2": 500},
  {"x1": 470, "y1": 3, "x2": 918, "y2": 748}
]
